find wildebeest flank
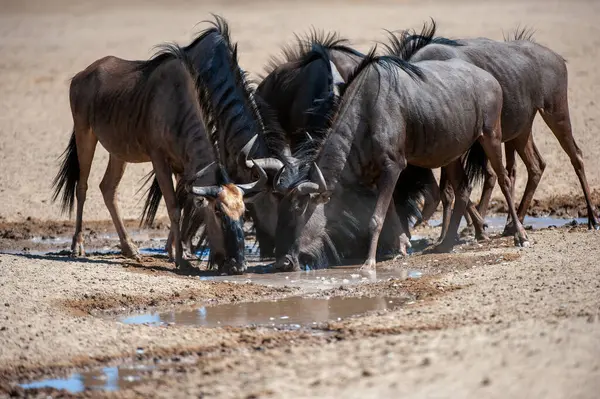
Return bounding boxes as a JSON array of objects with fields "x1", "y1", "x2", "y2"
[{"x1": 398, "y1": 21, "x2": 600, "y2": 233}]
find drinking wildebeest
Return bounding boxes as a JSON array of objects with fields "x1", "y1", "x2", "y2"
[
  {"x1": 396, "y1": 21, "x2": 599, "y2": 234},
  {"x1": 258, "y1": 32, "x2": 437, "y2": 267},
  {"x1": 272, "y1": 36, "x2": 530, "y2": 270},
  {"x1": 140, "y1": 16, "x2": 287, "y2": 263},
  {"x1": 51, "y1": 26, "x2": 268, "y2": 274}
]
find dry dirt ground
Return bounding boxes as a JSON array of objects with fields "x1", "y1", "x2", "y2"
[{"x1": 1, "y1": 0, "x2": 600, "y2": 397}]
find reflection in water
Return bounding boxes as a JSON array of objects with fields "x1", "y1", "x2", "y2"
[
  {"x1": 20, "y1": 365, "x2": 151, "y2": 393},
  {"x1": 121, "y1": 296, "x2": 406, "y2": 328}
]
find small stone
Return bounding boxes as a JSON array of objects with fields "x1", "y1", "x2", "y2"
[{"x1": 481, "y1": 377, "x2": 491, "y2": 386}]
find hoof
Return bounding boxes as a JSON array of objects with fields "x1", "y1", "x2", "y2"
[
  {"x1": 424, "y1": 242, "x2": 454, "y2": 254},
  {"x1": 121, "y1": 243, "x2": 141, "y2": 260},
  {"x1": 176, "y1": 258, "x2": 195, "y2": 271},
  {"x1": 513, "y1": 232, "x2": 530, "y2": 248},
  {"x1": 475, "y1": 233, "x2": 490, "y2": 242},
  {"x1": 359, "y1": 258, "x2": 376, "y2": 271}
]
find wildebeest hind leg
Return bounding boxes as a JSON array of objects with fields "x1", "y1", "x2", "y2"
[
  {"x1": 539, "y1": 104, "x2": 599, "y2": 230},
  {"x1": 71, "y1": 126, "x2": 98, "y2": 257},
  {"x1": 437, "y1": 168, "x2": 454, "y2": 244},
  {"x1": 360, "y1": 161, "x2": 403, "y2": 270},
  {"x1": 100, "y1": 155, "x2": 140, "y2": 260},
  {"x1": 479, "y1": 121, "x2": 530, "y2": 247},
  {"x1": 504, "y1": 133, "x2": 546, "y2": 235}
]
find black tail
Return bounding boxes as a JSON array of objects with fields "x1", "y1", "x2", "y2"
[
  {"x1": 51, "y1": 129, "x2": 79, "y2": 216},
  {"x1": 393, "y1": 165, "x2": 435, "y2": 226},
  {"x1": 140, "y1": 173, "x2": 163, "y2": 228},
  {"x1": 463, "y1": 141, "x2": 487, "y2": 186}
]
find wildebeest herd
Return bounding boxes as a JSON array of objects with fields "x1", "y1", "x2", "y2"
[{"x1": 51, "y1": 15, "x2": 599, "y2": 275}]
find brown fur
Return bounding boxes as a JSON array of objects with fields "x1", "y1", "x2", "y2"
[{"x1": 218, "y1": 185, "x2": 246, "y2": 220}]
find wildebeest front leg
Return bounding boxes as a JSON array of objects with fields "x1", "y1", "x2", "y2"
[
  {"x1": 100, "y1": 155, "x2": 140, "y2": 259},
  {"x1": 151, "y1": 158, "x2": 190, "y2": 270},
  {"x1": 479, "y1": 122, "x2": 529, "y2": 247},
  {"x1": 361, "y1": 160, "x2": 403, "y2": 270},
  {"x1": 428, "y1": 160, "x2": 471, "y2": 253}
]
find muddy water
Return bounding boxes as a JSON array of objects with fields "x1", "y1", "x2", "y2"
[
  {"x1": 198, "y1": 265, "x2": 423, "y2": 291},
  {"x1": 1, "y1": 215, "x2": 585, "y2": 259},
  {"x1": 20, "y1": 365, "x2": 153, "y2": 393},
  {"x1": 428, "y1": 215, "x2": 586, "y2": 233},
  {"x1": 120, "y1": 295, "x2": 406, "y2": 329}
]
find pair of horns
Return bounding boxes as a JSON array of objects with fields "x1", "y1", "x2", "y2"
[
  {"x1": 273, "y1": 162, "x2": 327, "y2": 196},
  {"x1": 239, "y1": 134, "x2": 284, "y2": 173},
  {"x1": 191, "y1": 135, "x2": 270, "y2": 198}
]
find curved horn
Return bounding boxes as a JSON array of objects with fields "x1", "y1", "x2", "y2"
[
  {"x1": 238, "y1": 134, "x2": 258, "y2": 168},
  {"x1": 193, "y1": 161, "x2": 218, "y2": 181},
  {"x1": 191, "y1": 185, "x2": 221, "y2": 198},
  {"x1": 238, "y1": 134, "x2": 284, "y2": 172},
  {"x1": 295, "y1": 181, "x2": 322, "y2": 196},
  {"x1": 295, "y1": 163, "x2": 327, "y2": 196},
  {"x1": 250, "y1": 157, "x2": 284, "y2": 172},
  {"x1": 273, "y1": 165, "x2": 287, "y2": 194},
  {"x1": 236, "y1": 161, "x2": 268, "y2": 195},
  {"x1": 310, "y1": 162, "x2": 327, "y2": 193}
]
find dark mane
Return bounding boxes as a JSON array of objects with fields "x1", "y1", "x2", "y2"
[
  {"x1": 383, "y1": 19, "x2": 461, "y2": 61},
  {"x1": 503, "y1": 25, "x2": 536, "y2": 42},
  {"x1": 264, "y1": 28, "x2": 363, "y2": 75},
  {"x1": 344, "y1": 46, "x2": 424, "y2": 88},
  {"x1": 278, "y1": 46, "x2": 424, "y2": 190}
]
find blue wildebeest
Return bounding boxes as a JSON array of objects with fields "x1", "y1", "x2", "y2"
[
  {"x1": 257, "y1": 33, "x2": 437, "y2": 270},
  {"x1": 51, "y1": 25, "x2": 268, "y2": 274},
  {"x1": 395, "y1": 21, "x2": 599, "y2": 234},
  {"x1": 137, "y1": 16, "x2": 287, "y2": 272},
  {"x1": 272, "y1": 35, "x2": 531, "y2": 270}
]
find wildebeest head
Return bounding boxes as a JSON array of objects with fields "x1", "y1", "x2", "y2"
[
  {"x1": 273, "y1": 162, "x2": 331, "y2": 271},
  {"x1": 190, "y1": 158, "x2": 267, "y2": 275}
]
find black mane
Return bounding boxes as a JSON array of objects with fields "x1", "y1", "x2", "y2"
[
  {"x1": 344, "y1": 45, "x2": 425, "y2": 89},
  {"x1": 383, "y1": 19, "x2": 461, "y2": 62},
  {"x1": 264, "y1": 29, "x2": 363, "y2": 76}
]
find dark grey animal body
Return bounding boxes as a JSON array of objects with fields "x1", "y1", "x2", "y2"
[
  {"x1": 259, "y1": 34, "x2": 434, "y2": 270},
  {"x1": 402, "y1": 24, "x2": 599, "y2": 232},
  {"x1": 273, "y1": 43, "x2": 530, "y2": 270},
  {"x1": 52, "y1": 20, "x2": 267, "y2": 274}
]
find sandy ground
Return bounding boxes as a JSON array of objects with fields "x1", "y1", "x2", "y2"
[
  {"x1": 1, "y1": 0, "x2": 600, "y2": 397},
  {"x1": 1, "y1": 0, "x2": 599, "y2": 222},
  {"x1": 0, "y1": 225, "x2": 599, "y2": 398}
]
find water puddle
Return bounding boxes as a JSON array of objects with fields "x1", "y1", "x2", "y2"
[
  {"x1": 197, "y1": 265, "x2": 423, "y2": 291},
  {"x1": 429, "y1": 215, "x2": 586, "y2": 233},
  {"x1": 120, "y1": 295, "x2": 406, "y2": 329},
  {"x1": 20, "y1": 365, "x2": 153, "y2": 393}
]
